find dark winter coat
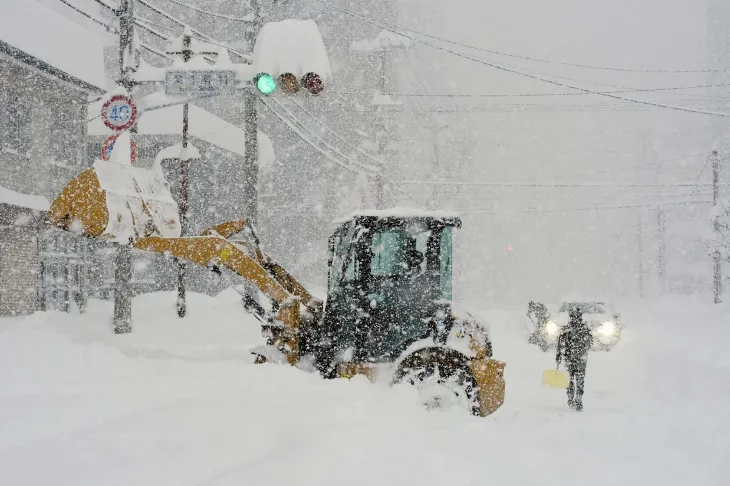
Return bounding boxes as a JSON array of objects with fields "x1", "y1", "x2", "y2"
[{"x1": 556, "y1": 317, "x2": 593, "y2": 372}]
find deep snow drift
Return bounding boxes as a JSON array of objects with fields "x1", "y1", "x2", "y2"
[{"x1": 0, "y1": 290, "x2": 728, "y2": 486}]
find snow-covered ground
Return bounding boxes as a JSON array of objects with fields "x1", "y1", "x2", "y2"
[{"x1": 1, "y1": 291, "x2": 728, "y2": 486}]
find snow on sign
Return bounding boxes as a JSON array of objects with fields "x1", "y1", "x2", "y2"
[
  {"x1": 101, "y1": 134, "x2": 137, "y2": 163},
  {"x1": 101, "y1": 95, "x2": 137, "y2": 131},
  {"x1": 165, "y1": 70, "x2": 237, "y2": 96}
]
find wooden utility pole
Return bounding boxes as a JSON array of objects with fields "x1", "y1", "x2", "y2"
[
  {"x1": 112, "y1": 0, "x2": 137, "y2": 334},
  {"x1": 712, "y1": 150, "x2": 723, "y2": 303},
  {"x1": 244, "y1": 0, "x2": 262, "y2": 223}
]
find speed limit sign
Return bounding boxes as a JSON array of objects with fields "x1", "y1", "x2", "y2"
[
  {"x1": 101, "y1": 134, "x2": 137, "y2": 163},
  {"x1": 101, "y1": 95, "x2": 137, "y2": 131}
]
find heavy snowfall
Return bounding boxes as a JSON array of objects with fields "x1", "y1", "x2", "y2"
[{"x1": 1, "y1": 0, "x2": 729, "y2": 485}]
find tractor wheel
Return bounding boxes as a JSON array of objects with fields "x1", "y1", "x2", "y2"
[{"x1": 398, "y1": 359, "x2": 481, "y2": 416}]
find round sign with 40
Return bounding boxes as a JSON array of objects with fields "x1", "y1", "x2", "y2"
[{"x1": 102, "y1": 95, "x2": 137, "y2": 131}]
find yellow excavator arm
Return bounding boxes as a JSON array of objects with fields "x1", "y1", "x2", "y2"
[{"x1": 47, "y1": 161, "x2": 318, "y2": 365}]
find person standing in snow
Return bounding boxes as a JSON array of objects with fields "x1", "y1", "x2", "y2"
[{"x1": 555, "y1": 306, "x2": 594, "y2": 411}]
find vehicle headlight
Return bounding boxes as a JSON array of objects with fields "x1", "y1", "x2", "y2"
[
  {"x1": 599, "y1": 321, "x2": 616, "y2": 336},
  {"x1": 545, "y1": 320, "x2": 558, "y2": 335}
]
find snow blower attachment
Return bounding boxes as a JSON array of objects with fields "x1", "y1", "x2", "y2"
[
  {"x1": 48, "y1": 159, "x2": 181, "y2": 243},
  {"x1": 48, "y1": 152, "x2": 506, "y2": 417}
]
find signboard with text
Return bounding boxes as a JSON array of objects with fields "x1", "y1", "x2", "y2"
[{"x1": 165, "y1": 70, "x2": 237, "y2": 96}]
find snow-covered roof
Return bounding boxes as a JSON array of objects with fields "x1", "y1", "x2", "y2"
[
  {"x1": 335, "y1": 207, "x2": 461, "y2": 223},
  {"x1": 1, "y1": 0, "x2": 110, "y2": 90},
  {"x1": 88, "y1": 101, "x2": 275, "y2": 169},
  {"x1": 252, "y1": 20, "x2": 332, "y2": 80},
  {"x1": 0, "y1": 185, "x2": 50, "y2": 211}
]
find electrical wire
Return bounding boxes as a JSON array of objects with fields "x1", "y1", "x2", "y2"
[
  {"x1": 383, "y1": 83, "x2": 730, "y2": 99},
  {"x1": 161, "y1": 0, "x2": 253, "y2": 22},
  {"x1": 329, "y1": 5, "x2": 726, "y2": 75},
  {"x1": 260, "y1": 98, "x2": 369, "y2": 176},
  {"x1": 265, "y1": 99, "x2": 418, "y2": 204},
  {"x1": 133, "y1": 12, "x2": 251, "y2": 63},
  {"x1": 330, "y1": 5, "x2": 730, "y2": 119},
  {"x1": 458, "y1": 199, "x2": 712, "y2": 215},
  {"x1": 270, "y1": 98, "x2": 379, "y2": 175},
  {"x1": 134, "y1": 0, "x2": 251, "y2": 62},
  {"x1": 56, "y1": 0, "x2": 115, "y2": 31},
  {"x1": 285, "y1": 98, "x2": 396, "y2": 175},
  {"x1": 90, "y1": 0, "x2": 115, "y2": 10},
  {"x1": 402, "y1": 181, "x2": 721, "y2": 188}
]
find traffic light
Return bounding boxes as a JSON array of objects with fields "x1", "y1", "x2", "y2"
[
  {"x1": 252, "y1": 71, "x2": 324, "y2": 96},
  {"x1": 255, "y1": 73, "x2": 277, "y2": 95},
  {"x1": 278, "y1": 73, "x2": 299, "y2": 94},
  {"x1": 301, "y1": 72, "x2": 323, "y2": 95}
]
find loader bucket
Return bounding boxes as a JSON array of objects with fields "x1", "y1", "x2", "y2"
[
  {"x1": 49, "y1": 160, "x2": 181, "y2": 243},
  {"x1": 470, "y1": 358, "x2": 506, "y2": 416}
]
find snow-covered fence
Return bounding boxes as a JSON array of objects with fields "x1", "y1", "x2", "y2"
[{"x1": 38, "y1": 227, "x2": 90, "y2": 313}]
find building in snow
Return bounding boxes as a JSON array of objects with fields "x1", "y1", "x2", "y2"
[{"x1": 0, "y1": 0, "x2": 110, "y2": 317}]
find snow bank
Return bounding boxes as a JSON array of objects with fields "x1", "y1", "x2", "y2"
[
  {"x1": 0, "y1": 185, "x2": 49, "y2": 211},
  {"x1": 2, "y1": 0, "x2": 109, "y2": 89},
  {"x1": 0, "y1": 293, "x2": 728, "y2": 485},
  {"x1": 252, "y1": 19, "x2": 332, "y2": 80}
]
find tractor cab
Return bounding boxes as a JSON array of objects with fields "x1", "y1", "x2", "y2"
[{"x1": 317, "y1": 210, "x2": 461, "y2": 371}]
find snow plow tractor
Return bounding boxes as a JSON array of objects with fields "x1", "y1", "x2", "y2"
[{"x1": 47, "y1": 156, "x2": 506, "y2": 417}]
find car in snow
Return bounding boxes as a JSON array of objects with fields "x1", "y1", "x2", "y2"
[{"x1": 526, "y1": 300, "x2": 622, "y2": 352}]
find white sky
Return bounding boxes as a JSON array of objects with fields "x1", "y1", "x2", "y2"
[{"x1": 396, "y1": 0, "x2": 719, "y2": 305}]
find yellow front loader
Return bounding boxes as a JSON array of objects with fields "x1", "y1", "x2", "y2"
[{"x1": 48, "y1": 156, "x2": 506, "y2": 417}]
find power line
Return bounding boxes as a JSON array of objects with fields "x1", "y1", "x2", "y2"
[
  {"x1": 263, "y1": 99, "x2": 417, "y2": 204},
  {"x1": 161, "y1": 0, "x2": 253, "y2": 22},
  {"x1": 330, "y1": 6, "x2": 725, "y2": 74},
  {"x1": 90, "y1": 0, "x2": 115, "y2": 9},
  {"x1": 459, "y1": 199, "x2": 712, "y2": 215},
  {"x1": 133, "y1": 8, "x2": 251, "y2": 62},
  {"x1": 56, "y1": 0, "x2": 114, "y2": 31},
  {"x1": 260, "y1": 98, "x2": 369, "y2": 176},
  {"x1": 330, "y1": 5, "x2": 730, "y2": 118},
  {"x1": 270, "y1": 98, "x2": 378, "y2": 174},
  {"x1": 330, "y1": 5, "x2": 730, "y2": 119},
  {"x1": 134, "y1": 0, "x2": 251, "y2": 62},
  {"x1": 383, "y1": 83, "x2": 730, "y2": 99},
  {"x1": 285, "y1": 98, "x2": 394, "y2": 173},
  {"x1": 402, "y1": 181, "x2": 722, "y2": 188}
]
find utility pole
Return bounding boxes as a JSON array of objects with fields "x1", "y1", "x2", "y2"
[
  {"x1": 112, "y1": 0, "x2": 138, "y2": 334},
  {"x1": 374, "y1": 48, "x2": 388, "y2": 210},
  {"x1": 637, "y1": 211, "x2": 644, "y2": 298},
  {"x1": 656, "y1": 207, "x2": 667, "y2": 295},
  {"x1": 173, "y1": 28, "x2": 193, "y2": 318},
  {"x1": 165, "y1": 27, "x2": 214, "y2": 318},
  {"x1": 244, "y1": 0, "x2": 262, "y2": 223},
  {"x1": 712, "y1": 150, "x2": 723, "y2": 303}
]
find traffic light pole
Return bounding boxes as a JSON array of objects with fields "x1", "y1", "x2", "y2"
[{"x1": 113, "y1": 0, "x2": 137, "y2": 334}]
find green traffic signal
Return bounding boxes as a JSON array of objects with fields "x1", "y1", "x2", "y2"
[{"x1": 255, "y1": 73, "x2": 277, "y2": 95}]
